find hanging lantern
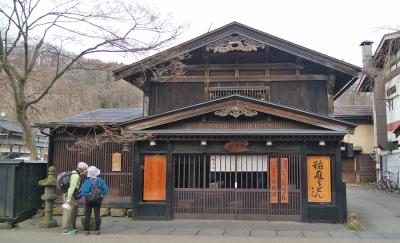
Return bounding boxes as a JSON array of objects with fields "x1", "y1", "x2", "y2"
[{"x1": 122, "y1": 142, "x2": 130, "y2": 152}]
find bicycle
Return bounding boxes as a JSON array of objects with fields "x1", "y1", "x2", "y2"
[{"x1": 378, "y1": 171, "x2": 398, "y2": 192}]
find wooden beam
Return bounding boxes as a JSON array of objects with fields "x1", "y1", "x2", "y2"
[
  {"x1": 149, "y1": 74, "x2": 328, "y2": 83},
  {"x1": 125, "y1": 98, "x2": 353, "y2": 133},
  {"x1": 184, "y1": 63, "x2": 304, "y2": 71}
]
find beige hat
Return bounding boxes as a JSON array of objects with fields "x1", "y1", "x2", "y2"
[
  {"x1": 87, "y1": 166, "x2": 100, "y2": 178},
  {"x1": 77, "y1": 162, "x2": 88, "y2": 172}
]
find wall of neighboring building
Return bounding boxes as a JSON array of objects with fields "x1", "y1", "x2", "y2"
[
  {"x1": 0, "y1": 145, "x2": 11, "y2": 154},
  {"x1": 381, "y1": 152, "x2": 400, "y2": 186},
  {"x1": 341, "y1": 123, "x2": 376, "y2": 184},
  {"x1": 343, "y1": 124, "x2": 374, "y2": 154},
  {"x1": 380, "y1": 48, "x2": 400, "y2": 185},
  {"x1": 342, "y1": 154, "x2": 376, "y2": 184},
  {"x1": 385, "y1": 72, "x2": 400, "y2": 142}
]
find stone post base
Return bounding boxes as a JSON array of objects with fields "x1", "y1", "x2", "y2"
[{"x1": 39, "y1": 220, "x2": 57, "y2": 228}]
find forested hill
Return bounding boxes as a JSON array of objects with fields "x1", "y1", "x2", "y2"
[{"x1": 0, "y1": 59, "x2": 143, "y2": 123}]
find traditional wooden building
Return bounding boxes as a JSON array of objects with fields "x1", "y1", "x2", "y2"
[
  {"x1": 44, "y1": 22, "x2": 361, "y2": 222},
  {"x1": 0, "y1": 118, "x2": 48, "y2": 160}
]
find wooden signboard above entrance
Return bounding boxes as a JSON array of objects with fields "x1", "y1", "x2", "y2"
[
  {"x1": 224, "y1": 139, "x2": 250, "y2": 153},
  {"x1": 143, "y1": 155, "x2": 167, "y2": 201},
  {"x1": 307, "y1": 156, "x2": 332, "y2": 203}
]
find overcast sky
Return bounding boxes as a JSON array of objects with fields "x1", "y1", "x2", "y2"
[{"x1": 122, "y1": 0, "x2": 399, "y2": 67}]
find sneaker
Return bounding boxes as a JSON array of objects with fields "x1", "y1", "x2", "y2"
[
  {"x1": 85, "y1": 231, "x2": 90, "y2": 235},
  {"x1": 95, "y1": 230, "x2": 100, "y2": 235},
  {"x1": 61, "y1": 230, "x2": 76, "y2": 235}
]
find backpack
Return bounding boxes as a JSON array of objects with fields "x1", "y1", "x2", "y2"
[
  {"x1": 57, "y1": 171, "x2": 77, "y2": 193},
  {"x1": 87, "y1": 178, "x2": 103, "y2": 202}
]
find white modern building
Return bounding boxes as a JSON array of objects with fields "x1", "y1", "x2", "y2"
[{"x1": 358, "y1": 32, "x2": 400, "y2": 184}]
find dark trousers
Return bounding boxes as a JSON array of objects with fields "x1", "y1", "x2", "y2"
[{"x1": 84, "y1": 199, "x2": 101, "y2": 231}]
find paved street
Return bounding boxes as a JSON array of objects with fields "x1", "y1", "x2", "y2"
[
  {"x1": 1, "y1": 213, "x2": 399, "y2": 242},
  {"x1": 347, "y1": 184, "x2": 400, "y2": 233},
  {"x1": 1, "y1": 218, "x2": 400, "y2": 243},
  {"x1": 1, "y1": 230, "x2": 400, "y2": 243},
  {"x1": 1, "y1": 184, "x2": 400, "y2": 242}
]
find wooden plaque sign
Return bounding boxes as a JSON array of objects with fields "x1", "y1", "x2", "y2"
[
  {"x1": 269, "y1": 158, "x2": 278, "y2": 204},
  {"x1": 307, "y1": 156, "x2": 331, "y2": 203},
  {"x1": 280, "y1": 158, "x2": 289, "y2": 203},
  {"x1": 112, "y1": 152, "x2": 122, "y2": 172},
  {"x1": 224, "y1": 139, "x2": 249, "y2": 153}
]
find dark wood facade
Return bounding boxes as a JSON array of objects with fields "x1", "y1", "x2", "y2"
[
  {"x1": 148, "y1": 67, "x2": 329, "y2": 116},
  {"x1": 130, "y1": 139, "x2": 347, "y2": 222},
  {"x1": 47, "y1": 22, "x2": 361, "y2": 223}
]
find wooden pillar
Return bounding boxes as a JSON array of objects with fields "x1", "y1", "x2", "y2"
[
  {"x1": 204, "y1": 52, "x2": 210, "y2": 100},
  {"x1": 132, "y1": 142, "x2": 140, "y2": 218},
  {"x1": 327, "y1": 73, "x2": 336, "y2": 117},
  {"x1": 143, "y1": 95, "x2": 149, "y2": 117},
  {"x1": 335, "y1": 141, "x2": 347, "y2": 223}
]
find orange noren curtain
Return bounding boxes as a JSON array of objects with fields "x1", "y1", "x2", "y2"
[
  {"x1": 269, "y1": 158, "x2": 278, "y2": 204},
  {"x1": 280, "y1": 158, "x2": 289, "y2": 203}
]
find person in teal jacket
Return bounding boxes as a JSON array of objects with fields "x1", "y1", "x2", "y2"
[
  {"x1": 62, "y1": 161, "x2": 88, "y2": 235},
  {"x1": 81, "y1": 166, "x2": 108, "y2": 235}
]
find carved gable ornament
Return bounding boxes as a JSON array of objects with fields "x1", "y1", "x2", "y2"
[
  {"x1": 214, "y1": 106, "x2": 258, "y2": 118},
  {"x1": 206, "y1": 34, "x2": 265, "y2": 53}
]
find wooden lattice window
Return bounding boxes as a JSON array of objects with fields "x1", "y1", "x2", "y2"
[{"x1": 208, "y1": 86, "x2": 270, "y2": 101}]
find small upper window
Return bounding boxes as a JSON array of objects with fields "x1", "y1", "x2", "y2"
[
  {"x1": 208, "y1": 86, "x2": 270, "y2": 101},
  {"x1": 386, "y1": 85, "x2": 397, "y2": 97}
]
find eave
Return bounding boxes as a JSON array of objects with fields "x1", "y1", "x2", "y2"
[{"x1": 121, "y1": 95, "x2": 356, "y2": 134}]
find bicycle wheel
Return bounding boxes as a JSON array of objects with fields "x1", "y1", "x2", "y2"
[
  {"x1": 389, "y1": 180, "x2": 398, "y2": 192},
  {"x1": 378, "y1": 179, "x2": 386, "y2": 190}
]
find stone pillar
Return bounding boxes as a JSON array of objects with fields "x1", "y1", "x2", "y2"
[{"x1": 38, "y1": 166, "x2": 58, "y2": 228}]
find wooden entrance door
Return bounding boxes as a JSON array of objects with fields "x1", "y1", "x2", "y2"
[
  {"x1": 143, "y1": 155, "x2": 167, "y2": 201},
  {"x1": 172, "y1": 154, "x2": 301, "y2": 220}
]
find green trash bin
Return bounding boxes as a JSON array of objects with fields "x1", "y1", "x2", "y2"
[{"x1": 0, "y1": 159, "x2": 47, "y2": 223}]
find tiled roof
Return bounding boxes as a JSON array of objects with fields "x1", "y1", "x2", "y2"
[
  {"x1": 0, "y1": 119, "x2": 23, "y2": 133},
  {"x1": 334, "y1": 105, "x2": 373, "y2": 117},
  {"x1": 58, "y1": 108, "x2": 143, "y2": 125}
]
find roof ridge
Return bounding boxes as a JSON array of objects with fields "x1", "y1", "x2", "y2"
[{"x1": 113, "y1": 22, "x2": 361, "y2": 80}]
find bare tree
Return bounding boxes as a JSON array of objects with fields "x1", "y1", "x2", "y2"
[{"x1": 0, "y1": 0, "x2": 183, "y2": 159}]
